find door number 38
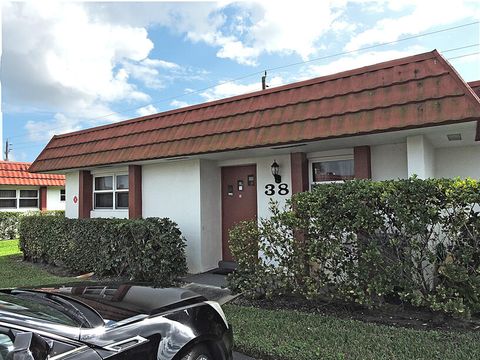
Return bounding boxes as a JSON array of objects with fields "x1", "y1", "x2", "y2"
[{"x1": 265, "y1": 183, "x2": 289, "y2": 196}]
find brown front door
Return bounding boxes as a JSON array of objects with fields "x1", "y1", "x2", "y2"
[{"x1": 221, "y1": 165, "x2": 257, "y2": 261}]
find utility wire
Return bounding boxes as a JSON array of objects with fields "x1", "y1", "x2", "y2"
[
  {"x1": 446, "y1": 51, "x2": 480, "y2": 60},
  {"x1": 6, "y1": 21, "x2": 480, "y2": 145},
  {"x1": 11, "y1": 47, "x2": 480, "y2": 152},
  {"x1": 10, "y1": 47, "x2": 480, "y2": 151}
]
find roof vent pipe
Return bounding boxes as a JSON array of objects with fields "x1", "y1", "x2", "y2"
[{"x1": 262, "y1": 71, "x2": 269, "y2": 90}]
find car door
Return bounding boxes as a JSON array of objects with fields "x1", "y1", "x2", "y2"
[{"x1": 0, "y1": 326, "x2": 102, "y2": 360}]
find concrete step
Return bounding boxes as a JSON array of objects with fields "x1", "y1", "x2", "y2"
[{"x1": 218, "y1": 260, "x2": 237, "y2": 270}]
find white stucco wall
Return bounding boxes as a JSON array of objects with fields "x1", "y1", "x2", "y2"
[
  {"x1": 199, "y1": 160, "x2": 222, "y2": 271},
  {"x1": 407, "y1": 135, "x2": 435, "y2": 179},
  {"x1": 65, "y1": 171, "x2": 79, "y2": 218},
  {"x1": 371, "y1": 143, "x2": 408, "y2": 181},
  {"x1": 218, "y1": 154, "x2": 292, "y2": 220},
  {"x1": 435, "y1": 145, "x2": 480, "y2": 179},
  {"x1": 46, "y1": 187, "x2": 65, "y2": 211},
  {"x1": 142, "y1": 160, "x2": 203, "y2": 273}
]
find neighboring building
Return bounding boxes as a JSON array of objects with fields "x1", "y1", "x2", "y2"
[
  {"x1": 30, "y1": 50, "x2": 480, "y2": 273},
  {"x1": 0, "y1": 161, "x2": 65, "y2": 212}
]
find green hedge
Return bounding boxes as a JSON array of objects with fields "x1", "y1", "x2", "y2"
[
  {"x1": 228, "y1": 177, "x2": 480, "y2": 317},
  {"x1": 0, "y1": 212, "x2": 21, "y2": 240},
  {"x1": 0, "y1": 211, "x2": 64, "y2": 240},
  {"x1": 19, "y1": 216, "x2": 187, "y2": 285}
]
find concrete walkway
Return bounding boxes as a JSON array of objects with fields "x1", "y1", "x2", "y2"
[
  {"x1": 183, "y1": 271, "x2": 228, "y2": 287},
  {"x1": 182, "y1": 271, "x2": 240, "y2": 305}
]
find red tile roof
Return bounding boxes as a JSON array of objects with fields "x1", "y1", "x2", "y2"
[
  {"x1": 469, "y1": 80, "x2": 480, "y2": 97},
  {"x1": 0, "y1": 161, "x2": 65, "y2": 186},
  {"x1": 30, "y1": 50, "x2": 480, "y2": 173}
]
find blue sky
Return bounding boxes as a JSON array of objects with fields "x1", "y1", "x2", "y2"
[{"x1": 1, "y1": 1, "x2": 479, "y2": 162}]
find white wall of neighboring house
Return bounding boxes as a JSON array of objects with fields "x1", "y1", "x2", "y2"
[
  {"x1": 0, "y1": 186, "x2": 39, "y2": 212},
  {"x1": 0, "y1": 186, "x2": 65, "y2": 212},
  {"x1": 65, "y1": 171, "x2": 79, "y2": 218},
  {"x1": 46, "y1": 186, "x2": 65, "y2": 211}
]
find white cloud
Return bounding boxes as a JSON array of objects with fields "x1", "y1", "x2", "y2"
[
  {"x1": 136, "y1": 104, "x2": 159, "y2": 117},
  {"x1": 141, "y1": 58, "x2": 180, "y2": 70},
  {"x1": 304, "y1": 47, "x2": 426, "y2": 78},
  {"x1": 200, "y1": 76, "x2": 284, "y2": 102},
  {"x1": 3, "y1": 2, "x2": 153, "y2": 109},
  {"x1": 2, "y1": 2, "x2": 180, "y2": 141},
  {"x1": 345, "y1": 0, "x2": 479, "y2": 51},
  {"x1": 23, "y1": 103, "x2": 123, "y2": 142},
  {"x1": 170, "y1": 100, "x2": 191, "y2": 109},
  {"x1": 87, "y1": 1, "x2": 348, "y2": 66},
  {"x1": 25, "y1": 113, "x2": 83, "y2": 142}
]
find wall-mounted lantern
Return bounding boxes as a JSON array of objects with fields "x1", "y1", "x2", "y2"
[{"x1": 271, "y1": 160, "x2": 281, "y2": 184}]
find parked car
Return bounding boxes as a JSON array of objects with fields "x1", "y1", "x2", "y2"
[{"x1": 0, "y1": 284, "x2": 233, "y2": 360}]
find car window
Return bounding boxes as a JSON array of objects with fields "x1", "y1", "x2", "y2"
[
  {"x1": 0, "y1": 293, "x2": 79, "y2": 327},
  {"x1": 0, "y1": 327, "x2": 78, "y2": 360},
  {"x1": 0, "y1": 333, "x2": 13, "y2": 360}
]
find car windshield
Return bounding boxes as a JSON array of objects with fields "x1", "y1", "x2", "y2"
[{"x1": 0, "y1": 291, "x2": 102, "y2": 328}]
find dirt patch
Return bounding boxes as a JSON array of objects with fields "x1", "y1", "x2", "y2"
[{"x1": 231, "y1": 295, "x2": 480, "y2": 332}]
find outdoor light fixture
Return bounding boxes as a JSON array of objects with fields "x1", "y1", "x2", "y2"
[{"x1": 271, "y1": 160, "x2": 281, "y2": 184}]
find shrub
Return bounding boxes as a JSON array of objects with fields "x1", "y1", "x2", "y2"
[
  {"x1": 19, "y1": 216, "x2": 187, "y2": 285},
  {"x1": 0, "y1": 211, "x2": 64, "y2": 240},
  {"x1": 0, "y1": 212, "x2": 21, "y2": 240},
  {"x1": 227, "y1": 178, "x2": 480, "y2": 317}
]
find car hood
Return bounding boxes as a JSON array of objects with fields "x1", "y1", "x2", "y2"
[{"x1": 22, "y1": 283, "x2": 205, "y2": 323}]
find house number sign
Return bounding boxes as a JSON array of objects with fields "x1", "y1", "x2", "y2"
[{"x1": 265, "y1": 183, "x2": 289, "y2": 196}]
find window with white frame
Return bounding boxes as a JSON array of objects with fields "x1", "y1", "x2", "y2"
[
  {"x1": 19, "y1": 190, "x2": 39, "y2": 208},
  {"x1": 60, "y1": 189, "x2": 66, "y2": 201},
  {"x1": 0, "y1": 190, "x2": 17, "y2": 208},
  {"x1": 94, "y1": 174, "x2": 129, "y2": 210},
  {"x1": 311, "y1": 157, "x2": 354, "y2": 186},
  {"x1": 0, "y1": 189, "x2": 39, "y2": 209}
]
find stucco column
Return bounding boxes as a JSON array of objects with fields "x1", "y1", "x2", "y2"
[
  {"x1": 407, "y1": 135, "x2": 435, "y2": 179},
  {"x1": 354, "y1": 146, "x2": 372, "y2": 179},
  {"x1": 128, "y1": 165, "x2": 142, "y2": 219},
  {"x1": 78, "y1": 170, "x2": 93, "y2": 219},
  {"x1": 39, "y1": 186, "x2": 47, "y2": 211},
  {"x1": 290, "y1": 152, "x2": 309, "y2": 194}
]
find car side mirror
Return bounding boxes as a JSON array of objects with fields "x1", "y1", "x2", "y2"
[{"x1": 9, "y1": 332, "x2": 51, "y2": 360}]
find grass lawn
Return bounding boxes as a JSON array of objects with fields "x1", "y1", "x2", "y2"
[
  {"x1": 0, "y1": 239, "x2": 77, "y2": 288},
  {"x1": 224, "y1": 304, "x2": 480, "y2": 360}
]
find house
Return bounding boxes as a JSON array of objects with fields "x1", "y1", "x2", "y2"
[
  {"x1": 0, "y1": 161, "x2": 65, "y2": 211},
  {"x1": 29, "y1": 50, "x2": 480, "y2": 273}
]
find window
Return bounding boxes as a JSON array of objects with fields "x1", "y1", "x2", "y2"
[
  {"x1": 19, "y1": 190, "x2": 39, "y2": 208},
  {"x1": 0, "y1": 190, "x2": 17, "y2": 209},
  {"x1": 115, "y1": 175, "x2": 129, "y2": 209},
  {"x1": 60, "y1": 189, "x2": 66, "y2": 201},
  {"x1": 0, "y1": 189, "x2": 39, "y2": 209},
  {"x1": 311, "y1": 159, "x2": 354, "y2": 183},
  {"x1": 94, "y1": 174, "x2": 128, "y2": 210}
]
